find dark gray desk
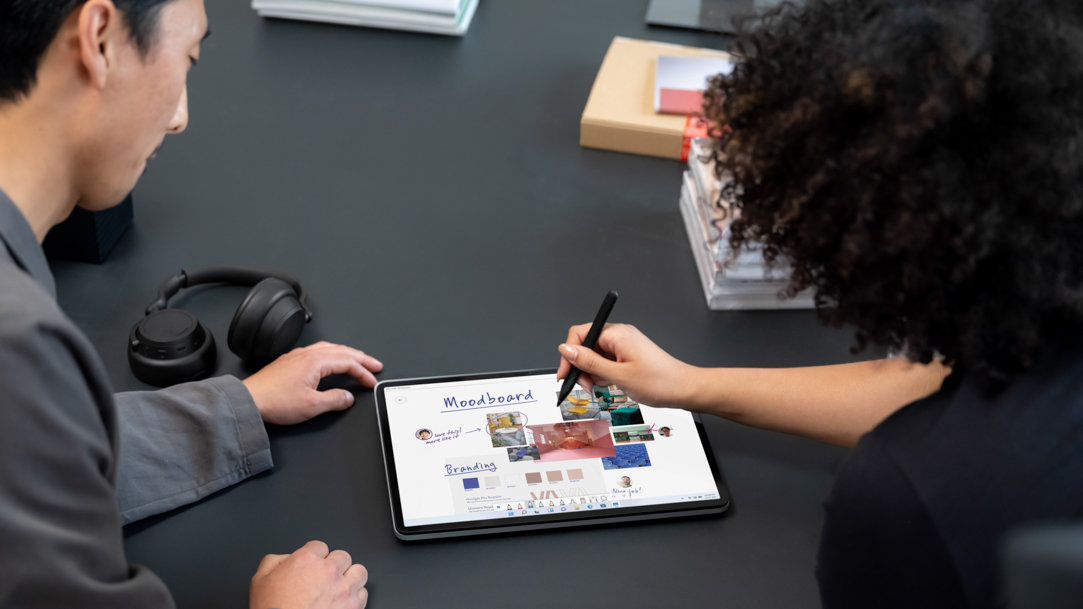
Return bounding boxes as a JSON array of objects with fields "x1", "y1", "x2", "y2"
[{"x1": 52, "y1": 1, "x2": 855, "y2": 607}]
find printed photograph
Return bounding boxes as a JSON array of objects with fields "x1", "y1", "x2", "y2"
[
  {"x1": 611, "y1": 424, "x2": 654, "y2": 444},
  {"x1": 557, "y1": 385, "x2": 645, "y2": 426},
  {"x1": 601, "y1": 443, "x2": 652, "y2": 470},
  {"x1": 507, "y1": 445, "x2": 540, "y2": 462},
  {"x1": 487, "y1": 412, "x2": 527, "y2": 448},
  {"x1": 525, "y1": 420, "x2": 616, "y2": 463}
]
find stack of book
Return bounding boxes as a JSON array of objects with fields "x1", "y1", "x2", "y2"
[
  {"x1": 678, "y1": 138, "x2": 814, "y2": 310},
  {"x1": 251, "y1": 0, "x2": 480, "y2": 36}
]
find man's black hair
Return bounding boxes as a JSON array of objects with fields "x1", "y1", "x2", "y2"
[{"x1": 0, "y1": 0, "x2": 174, "y2": 103}]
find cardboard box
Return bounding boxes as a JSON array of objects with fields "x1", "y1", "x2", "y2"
[{"x1": 580, "y1": 37, "x2": 732, "y2": 160}]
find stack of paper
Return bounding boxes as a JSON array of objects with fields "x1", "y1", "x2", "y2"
[
  {"x1": 252, "y1": 0, "x2": 480, "y2": 36},
  {"x1": 678, "y1": 138, "x2": 814, "y2": 310}
]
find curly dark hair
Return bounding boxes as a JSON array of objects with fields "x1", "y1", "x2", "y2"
[{"x1": 704, "y1": 0, "x2": 1083, "y2": 383}]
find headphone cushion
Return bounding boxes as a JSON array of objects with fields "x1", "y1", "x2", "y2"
[
  {"x1": 128, "y1": 309, "x2": 217, "y2": 386},
  {"x1": 227, "y1": 278, "x2": 306, "y2": 363}
]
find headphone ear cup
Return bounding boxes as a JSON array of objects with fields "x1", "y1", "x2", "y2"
[
  {"x1": 227, "y1": 278, "x2": 306, "y2": 365},
  {"x1": 128, "y1": 309, "x2": 217, "y2": 386}
]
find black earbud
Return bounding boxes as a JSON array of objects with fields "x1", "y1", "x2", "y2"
[{"x1": 128, "y1": 265, "x2": 312, "y2": 387}]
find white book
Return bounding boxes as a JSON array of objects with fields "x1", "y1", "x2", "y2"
[
  {"x1": 681, "y1": 172, "x2": 790, "y2": 283},
  {"x1": 679, "y1": 178, "x2": 813, "y2": 309},
  {"x1": 706, "y1": 291, "x2": 814, "y2": 310},
  {"x1": 653, "y1": 55, "x2": 733, "y2": 114},
  {"x1": 253, "y1": 0, "x2": 478, "y2": 36},
  {"x1": 687, "y1": 138, "x2": 730, "y2": 232},
  {"x1": 683, "y1": 171, "x2": 723, "y2": 245},
  {"x1": 679, "y1": 180, "x2": 723, "y2": 299},
  {"x1": 303, "y1": 0, "x2": 465, "y2": 15}
]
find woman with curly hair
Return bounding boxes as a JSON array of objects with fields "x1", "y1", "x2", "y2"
[{"x1": 557, "y1": 0, "x2": 1083, "y2": 606}]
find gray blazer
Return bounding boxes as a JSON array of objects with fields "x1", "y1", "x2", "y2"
[{"x1": 0, "y1": 190, "x2": 272, "y2": 607}]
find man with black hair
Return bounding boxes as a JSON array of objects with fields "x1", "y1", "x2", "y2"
[
  {"x1": 0, "y1": 1, "x2": 375, "y2": 607},
  {"x1": 558, "y1": 0, "x2": 1083, "y2": 607}
]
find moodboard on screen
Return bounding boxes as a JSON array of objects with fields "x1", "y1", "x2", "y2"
[{"x1": 381, "y1": 371, "x2": 722, "y2": 528}]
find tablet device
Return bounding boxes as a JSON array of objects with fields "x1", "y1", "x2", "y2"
[{"x1": 375, "y1": 368, "x2": 730, "y2": 540}]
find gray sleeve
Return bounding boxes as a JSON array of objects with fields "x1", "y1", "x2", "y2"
[
  {"x1": 0, "y1": 303, "x2": 174, "y2": 607},
  {"x1": 114, "y1": 375, "x2": 274, "y2": 524}
]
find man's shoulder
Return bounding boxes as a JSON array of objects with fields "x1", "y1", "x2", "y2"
[
  {"x1": 0, "y1": 258, "x2": 93, "y2": 377},
  {"x1": 0, "y1": 257, "x2": 67, "y2": 334},
  {"x1": 0, "y1": 256, "x2": 115, "y2": 417}
]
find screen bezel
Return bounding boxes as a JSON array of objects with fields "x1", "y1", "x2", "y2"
[{"x1": 374, "y1": 368, "x2": 730, "y2": 540}]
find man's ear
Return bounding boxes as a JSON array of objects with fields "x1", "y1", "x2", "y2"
[{"x1": 76, "y1": 0, "x2": 124, "y2": 90}]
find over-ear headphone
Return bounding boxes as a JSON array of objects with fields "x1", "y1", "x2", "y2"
[{"x1": 128, "y1": 265, "x2": 312, "y2": 387}]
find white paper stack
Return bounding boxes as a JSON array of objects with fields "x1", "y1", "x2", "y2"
[
  {"x1": 678, "y1": 138, "x2": 814, "y2": 310},
  {"x1": 252, "y1": 0, "x2": 480, "y2": 36}
]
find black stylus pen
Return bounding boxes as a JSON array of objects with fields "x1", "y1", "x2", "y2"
[{"x1": 556, "y1": 290, "x2": 619, "y2": 406}]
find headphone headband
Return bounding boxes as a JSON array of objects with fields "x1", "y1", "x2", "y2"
[{"x1": 145, "y1": 265, "x2": 311, "y2": 321}]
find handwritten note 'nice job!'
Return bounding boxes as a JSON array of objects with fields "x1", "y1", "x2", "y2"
[{"x1": 441, "y1": 389, "x2": 536, "y2": 411}]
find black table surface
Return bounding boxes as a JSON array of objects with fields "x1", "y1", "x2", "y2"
[{"x1": 51, "y1": 1, "x2": 857, "y2": 607}]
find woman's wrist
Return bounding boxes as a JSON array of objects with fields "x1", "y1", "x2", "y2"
[{"x1": 668, "y1": 363, "x2": 710, "y2": 412}]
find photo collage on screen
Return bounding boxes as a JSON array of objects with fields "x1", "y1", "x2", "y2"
[
  {"x1": 440, "y1": 385, "x2": 681, "y2": 518},
  {"x1": 388, "y1": 374, "x2": 698, "y2": 526}
]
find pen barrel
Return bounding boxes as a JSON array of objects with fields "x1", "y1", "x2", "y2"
[
  {"x1": 582, "y1": 291, "x2": 619, "y2": 349},
  {"x1": 557, "y1": 290, "x2": 617, "y2": 405},
  {"x1": 556, "y1": 371, "x2": 580, "y2": 405}
]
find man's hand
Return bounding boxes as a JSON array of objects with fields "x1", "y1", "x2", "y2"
[
  {"x1": 250, "y1": 540, "x2": 368, "y2": 609},
  {"x1": 243, "y1": 342, "x2": 383, "y2": 425}
]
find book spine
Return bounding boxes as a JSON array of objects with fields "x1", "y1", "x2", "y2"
[
  {"x1": 579, "y1": 118, "x2": 685, "y2": 160},
  {"x1": 678, "y1": 180, "x2": 718, "y2": 302}
]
